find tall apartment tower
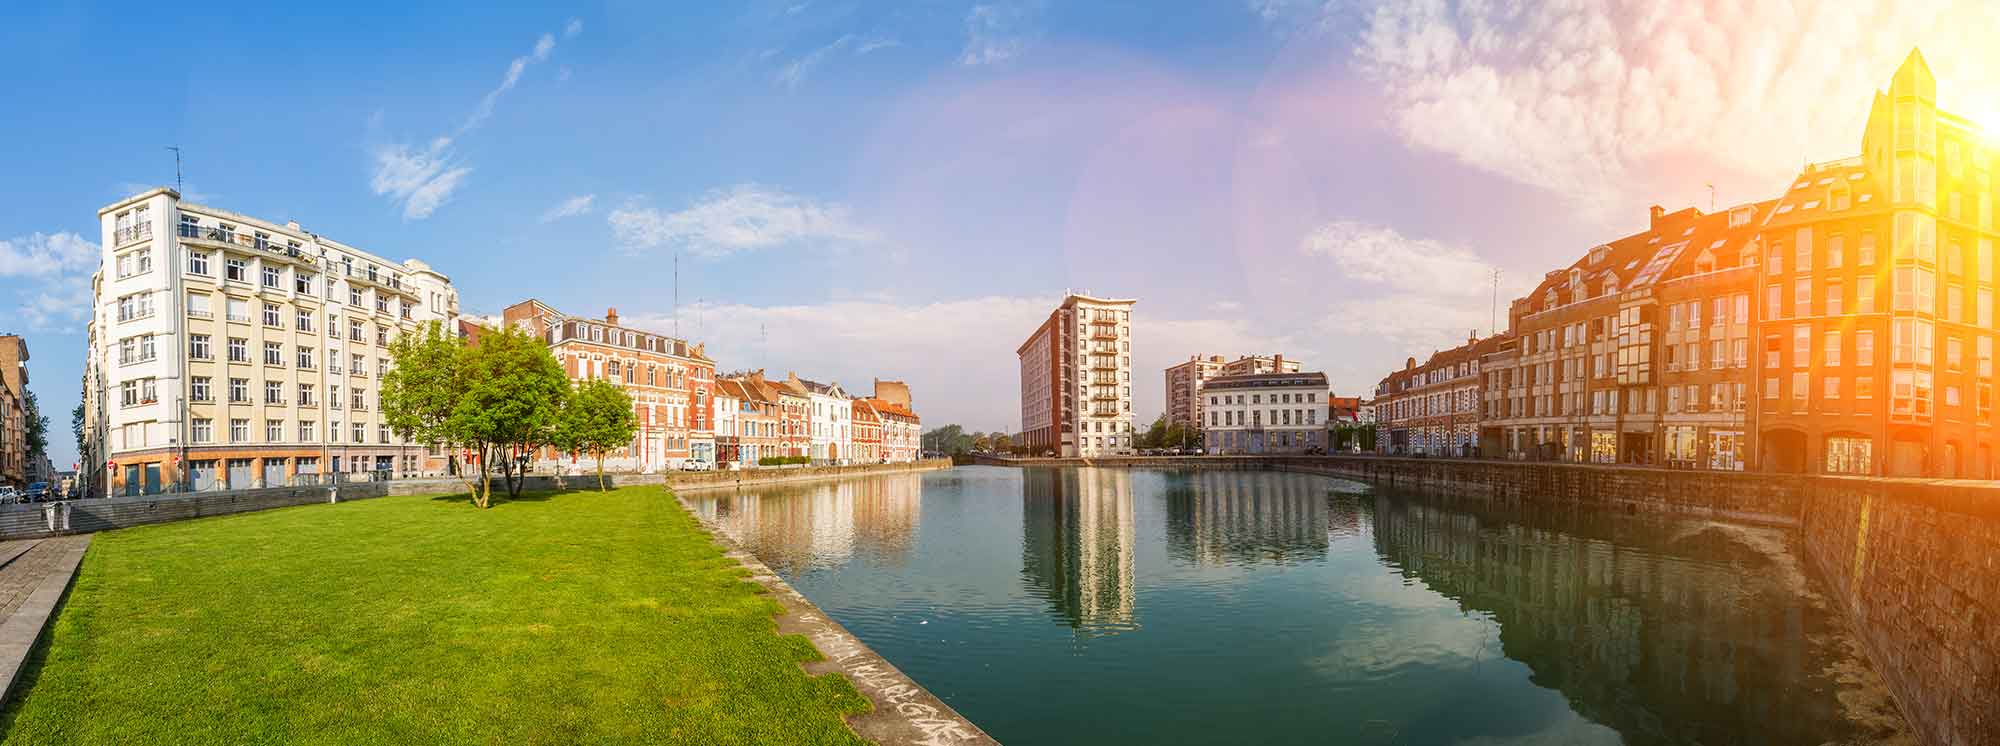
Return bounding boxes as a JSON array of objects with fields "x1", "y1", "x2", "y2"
[
  {"x1": 1018, "y1": 293, "x2": 1136, "y2": 457},
  {"x1": 1755, "y1": 49, "x2": 1998, "y2": 477},
  {"x1": 87, "y1": 188, "x2": 460, "y2": 497},
  {"x1": 1165, "y1": 353, "x2": 1306, "y2": 433}
]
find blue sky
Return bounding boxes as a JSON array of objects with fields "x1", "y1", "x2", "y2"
[{"x1": 5, "y1": 1, "x2": 1999, "y2": 469}]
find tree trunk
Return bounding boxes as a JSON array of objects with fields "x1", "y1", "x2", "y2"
[
  {"x1": 476, "y1": 448, "x2": 492, "y2": 509},
  {"x1": 596, "y1": 448, "x2": 607, "y2": 492}
]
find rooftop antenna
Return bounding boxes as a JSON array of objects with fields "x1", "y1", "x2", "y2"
[
  {"x1": 1707, "y1": 182, "x2": 1716, "y2": 212},
  {"x1": 165, "y1": 146, "x2": 182, "y2": 194},
  {"x1": 1488, "y1": 268, "x2": 1500, "y2": 337},
  {"x1": 672, "y1": 251, "x2": 680, "y2": 338}
]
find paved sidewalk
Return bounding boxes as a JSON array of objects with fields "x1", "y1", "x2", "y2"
[{"x1": 0, "y1": 535, "x2": 90, "y2": 702}]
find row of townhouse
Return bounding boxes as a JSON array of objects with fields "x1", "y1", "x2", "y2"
[
  {"x1": 1373, "y1": 334, "x2": 1500, "y2": 458},
  {"x1": 83, "y1": 189, "x2": 921, "y2": 497},
  {"x1": 0, "y1": 336, "x2": 27, "y2": 487},
  {"x1": 1374, "y1": 50, "x2": 2000, "y2": 478}
]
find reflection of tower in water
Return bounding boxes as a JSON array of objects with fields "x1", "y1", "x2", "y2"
[
  {"x1": 1020, "y1": 468, "x2": 1137, "y2": 635},
  {"x1": 1162, "y1": 471, "x2": 1331, "y2": 566}
]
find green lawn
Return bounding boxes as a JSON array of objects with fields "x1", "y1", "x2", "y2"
[{"x1": 1, "y1": 487, "x2": 871, "y2": 745}]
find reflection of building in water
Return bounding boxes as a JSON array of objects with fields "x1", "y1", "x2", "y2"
[
  {"x1": 692, "y1": 474, "x2": 923, "y2": 575},
  {"x1": 1163, "y1": 471, "x2": 1330, "y2": 566},
  {"x1": 1020, "y1": 468, "x2": 1137, "y2": 634},
  {"x1": 1368, "y1": 495, "x2": 1872, "y2": 746}
]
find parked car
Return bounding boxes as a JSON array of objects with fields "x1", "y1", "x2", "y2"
[
  {"x1": 679, "y1": 459, "x2": 713, "y2": 472},
  {"x1": 0, "y1": 486, "x2": 17, "y2": 503},
  {"x1": 24, "y1": 482, "x2": 48, "y2": 502}
]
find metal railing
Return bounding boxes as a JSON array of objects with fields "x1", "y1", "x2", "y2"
[{"x1": 115, "y1": 223, "x2": 153, "y2": 245}]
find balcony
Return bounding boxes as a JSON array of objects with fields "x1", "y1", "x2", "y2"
[
  {"x1": 1090, "y1": 359, "x2": 1117, "y2": 370},
  {"x1": 1090, "y1": 326, "x2": 1118, "y2": 340},
  {"x1": 115, "y1": 223, "x2": 153, "y2": 245},
  {"x1": 1091, "y1": 391, "x2": 1118, "y2": 401}
]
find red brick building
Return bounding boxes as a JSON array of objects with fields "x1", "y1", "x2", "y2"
[
  {"x1": 501, "y1": 301, "x2": 715, "y2": 472},
  {"x1": 850, "y1": 398, "x2": 883, "y2": 463}
]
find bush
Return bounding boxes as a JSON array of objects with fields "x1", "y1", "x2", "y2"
[{"x1": 756, "y1": 455, "x2": 811, "y2": 466}]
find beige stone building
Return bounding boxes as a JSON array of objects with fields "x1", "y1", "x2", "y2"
[{"x1": 1018, "y1": 293, "x2": 1136, "y2": 457}]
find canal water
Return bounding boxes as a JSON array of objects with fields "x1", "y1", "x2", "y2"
[{"x1": 690, "y1": 466, "x2": 1903, "y2": 745}]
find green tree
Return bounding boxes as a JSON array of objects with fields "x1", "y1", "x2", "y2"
[
  {"x1": 382, "y1": 322, "x2": 471, "y2": 491},
  {"x1": 71, "y1": 401, "x2": 84, "y2": 461},
  {"x1": 557, "y1": 379, "x2": 638, "y2": 492},
  {"x1": 1140, "y1": 415, "x2": 1167, "y2": 449},
  {"x1": 447, "y1": 326, "x2": 571, "y2": 507},
  {"x1": 22, "y1": 390, "x2": 47, "y2": 467},
  {"x1": 992, "y1": 433, "x2": 1013, "y2": 453}
]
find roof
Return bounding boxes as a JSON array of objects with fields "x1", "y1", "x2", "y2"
[
  {"x1": 858, "y1": 397, "x2": 918, "y2": 419},
  {"x1": 1201, "y1": 371, "x2": 1328, "y2": 391},
  {"x1": 714, "y1": 378, "x2": 748, "y2": 401},
  {"x1": 1514, "y1": 200, "x2": 1775, "y2": 319}
]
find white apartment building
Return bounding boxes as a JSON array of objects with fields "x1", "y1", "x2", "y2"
[
  {"x1": 1018, "y1": 293, "x2": 1136, "y2": 457},
  {"x1": 1200, "y1": 371, "x2": 1331, "y2": 455},
  {"x1": 787, "y1": 374, "x2": 850, "y2": 464},
  {"x1": 88, "y1": 188, "x2": 458, "y2": 496}
]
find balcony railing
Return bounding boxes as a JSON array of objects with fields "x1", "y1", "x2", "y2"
[
  {"x1": 180, "y1": 225, "x2": 317, "y2": 265},
  {"x1": 115, "y1": 223, "x2": 153, "y2": 245}
]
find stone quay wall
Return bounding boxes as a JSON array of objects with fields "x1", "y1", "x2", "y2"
[
  {"x1": 1, "y1": 459, "x2": 951, "y2": 541},
  {"x1": 970, "y1": 453, "x2": 1998, "y2": 746}
]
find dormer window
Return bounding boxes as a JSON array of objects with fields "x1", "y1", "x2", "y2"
[
  {"x1": 1728, "y1": 206, "x2": 1754, "y2": 227},
  {"x1": 1830, "y1": 185, "x2": 1852, "y2": 211},
  {"x1": 1589, "y1": 247, "x2": 1608, "y2": 265}
]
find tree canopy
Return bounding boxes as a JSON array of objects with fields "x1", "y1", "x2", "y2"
[{"x1": 557, "y1": 378, "x2": 638, "y2": 491}]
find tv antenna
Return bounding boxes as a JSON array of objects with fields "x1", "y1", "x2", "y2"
[
  {"x1": 165, "y1": 146, "x2": 183, "y2": 193},
  {"x1": 1489, "y1": 268, "x2": 1500, "y2": 337}
]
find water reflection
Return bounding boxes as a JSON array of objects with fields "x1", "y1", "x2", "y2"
[
  {"x1": 1162, "y1": 471, "x2": 1336, "y2": 566},
  {"x1": 691, "y1": 473, "x2": 923, "y2": 575},
  {"x1": 1020, "y1": 468, "x2": 1137, "y2": 635},
  {"x1": 1365, "y1": 491, "x2": 1887, "y2": 746}
]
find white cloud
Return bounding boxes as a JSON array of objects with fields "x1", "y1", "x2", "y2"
[
  {"x1": 371, "y1": 23, "x2": 576, "y2": 220},
  {"x1": 16, "y1": 275, "x2": 94, "y2": 332},
  {"x1": 777, "y1": 35, "x2": 853, "y2": 88},
  {"x1": 0, "y1": 232, "x2": 98, "y2": 278},
  {"x1": 370, "y1": 139, "x2": 471, "y2": 220},
  {"x1": 1352, "y1": 0, "x2": 2000, "y2": 210},
  {"x1": 856, "y1": 37, "x2": 900, "y2": 55},
  {"x1": 1300, "y1": 219, "x2": 1519, "y2": 363},
  {"x1": 607, "y1": 185, "x2": 882, "y2": 258},
  {"x1": 961, "y1": 2, "x2": 1042, "y2": 66},
  {"x1": 539, "y1": 194, "x2": 597, "y2": 223}
]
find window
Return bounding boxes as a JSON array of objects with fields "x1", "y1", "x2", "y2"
[
  {"x1": 1794, "y1": 325, "x2": 1810, "y2": 367},
  {"x1": 262, "y1": 266, "x2": 281, "y2": 288},
  {"x1": 376, "y1": 326, "x2": 388, "y2": 347},
  {"x1": 1711, "y1": 339, "x2": 1726, "y2": 369},
  {"x1": 297, "y1": 309, "x2": 314, "y2": 331},
  {"x1": 1767, "y1": 284, "x2": 1784, "y2": 319},
  {"x1": 299, "y1": 383, "x2": 315, "y2": 406},
  {"x1": 353, "y1": 423, "x2": 366, "y2": 444},
  {"x1": 1825, "y1": 331, "x2": 1842, "y2": 367},
  {"x1": 115, "y1": 248, "x2": 153, "y2": 278},
  {"x1": 1981, "y1": 337, "x2": 1994, "y2": 377},
  {"x1": 330, "y1": 421, "x2": 341, "y2": 443},
  {"x1": 1734, "y1": 293, "x2": 1749, "y2": 324},
  {"x1": 263, "y1": 303, "x2": 282, "y2": 327},
  {"x1": 350, "y1": 287, "x2": 363, "y2": 307},
  {"x1": 1795, "y1": 278, "x2": 1811, "y2": 316},
  {"x1": 189, "y1": 334, "x2": 212, "y2": 360},
  {"x1": 1859, "y1": 231, "x2": 1877, "y2": 265},
  {"x1": 187, "y1": 292, "x2": 211, "y2": 318},
  {"x1": 331, "y1": 385, "x2": 342, "y2": 410},
  {"x1": 226, "y1": 258, "x2": 247, "y2": 282},
  {"x1": 264, "y1": 341, "x2": 283, "y2": 366},
  {"x1": 1733, "y1": 338, "x2": 1748, "y2": 367},
  {"x1": 1768, "y1": 242, "x2": 1784, "y2": 274},
  {"x1": 351, "y1": 353, "x2": 365, "y2": 375},
  {"x1": 297, "y1": 346, "x2": 315, "y2": 369},
  {"x1": 1826, "y1": 283, "x2": 1843, "y2": 317},
  {"x1": 229, "y1": 378, "x2": 249, "y2": 403},
  {"x1": 1857, "y1": 376, "x2": 1875, "y2": 399},
  {"x1": 296, "y1": 273, "x2": 314, "y2": 294},
  {"x1": 299, "y1": 421, "x2": 316, "y2": 442},
  {"x1": 352, "y1": 387, "x2": 366, "y2": 410},
  {"x1": 227, "y1": 337, "x2": 248, "y2": 363},
  {"x1": 189, "y1": 251, "x2": 211, "y2": 276},
  {"x1": 265, "y1": 380, "x2": 284, "y2": 404},
  {"x1": 231, "y1": 419, "x2": 250, "y2": 443},
  {"x1": 1792, "y1": 371, "x2": 1809, "y2": 402},
  {"x1": 350, "y1": 320, "x2": 364, "y2": 342},
  {"x1": 1828, "y1": 234, "x2": 1845, "y2": 269},
  {"x1": 191, "y1": 376, "x2": 212, "y2": 402},
  {"x1": 1795, "y1": 228, "x2": 1813, "y2": 272},
  {"x1": 1947, "y1": 336, "x2": 1963, "y2": 370},
  {"x1": 267, "y1": 420, "x2": 285, "y2": 442},
  {"x1": 1859, "y1": 276, "x2": 1876, "y2": 313},
  {"x1": 192, "y1": 419, "x2": 213, "y2": 443},
  {"x1": 226, "y1": 298, "x2": 249, "y2": 322},
  {"x1": 1857, "y1": 330, "x2": 1875, "y2": 365}
]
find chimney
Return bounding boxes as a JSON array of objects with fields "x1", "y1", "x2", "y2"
[
  {"x1": 1648, "y1": 204, "x2": 1665, "y2": 229},
  {"x1": 606, "y1": 308, "x2": 620, "y2": 326},
  {"x1": 1468, "y1": 329, "x2": 1477, "y2": 344},
  {"x1": 1273, "y1": 354, "x2": 1283, "y2": 370},
  {"x1": 285, "y1": 220, "x2": 301, "y2": 231}
]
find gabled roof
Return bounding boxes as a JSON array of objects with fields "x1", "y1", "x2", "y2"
[{"x1": 1516, "y1": 201, "x2": 1775, "y2": 317}]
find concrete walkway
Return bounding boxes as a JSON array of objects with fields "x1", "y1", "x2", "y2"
[{"x1": 0, "y1": 535, "x2": 90, "y2": 703}]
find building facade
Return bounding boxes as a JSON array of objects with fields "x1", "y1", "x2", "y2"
[
  {"x1": 1752, "y1": 50, "x2": 1998, "y2": 478},
  {"x1": 0, "y1": 336, "x2": 25, "y2": 487},
  {"x1": 88, "y1": 189, "x2": 459, "y2": 496},
  {"x1": 1201, "y1": 371, "x2": 1330, "y2": 454},
  {"x1": 1376, "y1": 335, "x2": 1498, "y2": 457},
  {"x1": 786, "y1": 374, "x2": 850, "y2": 464},
  {"x1": 502, "y1": 301, "x2": 716, "y2": 472},
  {"x1": 723, "y1": 374, "x2": 786, "y2": 464},
  {"x1": 1164, "y1": 354, "x2": 1304, "y2": 434},
  {"x1": 1018, "y1": 293, "x2": 1136, "y2": 457},
  {"x1": 850, "y1": 398, "x2": 883, "y2": 463},
  {"x1": 1480, "y1": 203, "x2": 1767, "y2": 468},
  {"x1": 864, "y1": 397, "x2": 921, "y2": 462}
]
